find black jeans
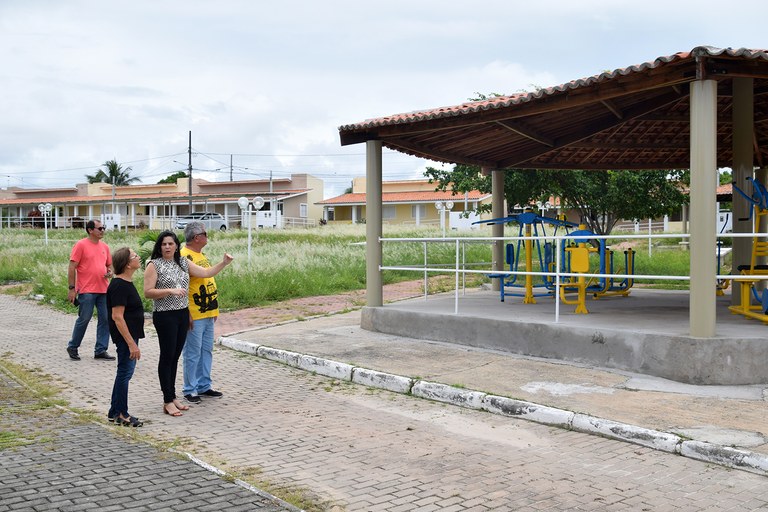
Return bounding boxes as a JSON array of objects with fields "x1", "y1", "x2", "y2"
[{"x1": 153, "y1": 308, "x2": 189, "y2": 403}]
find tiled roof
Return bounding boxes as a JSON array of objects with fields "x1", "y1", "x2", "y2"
[
  {"x1": 0, "y1": 189, "x2": 310, "y2": 206},
  {"x1": 318, "y1": 189, "x2": 489, "y2": 205},
  {"x1": 339, "y1": 46, "x2": 768, "y2": 171},
  {"x1": 340, "y1": 47, "x2": 768, "y2": 133}
]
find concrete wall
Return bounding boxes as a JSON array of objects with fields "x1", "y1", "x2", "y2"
[{"x1": 360, "y1": 306, "x2": 768, "y2": 385}]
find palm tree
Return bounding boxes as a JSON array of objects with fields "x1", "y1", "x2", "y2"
[{"x1": 85, "y1": 159, "x2": 140, "y2": 185}]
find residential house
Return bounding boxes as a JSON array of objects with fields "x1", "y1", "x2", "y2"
[
  {"x1": 317, "y1": 177, "x2": 492, "y2": 229},
  {"x1": 0, "y1": 174, "x2": 324, "y2": 230}
]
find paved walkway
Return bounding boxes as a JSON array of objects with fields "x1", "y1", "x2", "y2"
[
  {"x1": 0, "y1": 365, "x2": 294, "y2": 512},
  {"x1": 2, "y1": 291, "x2": 768, "y2": 511}
]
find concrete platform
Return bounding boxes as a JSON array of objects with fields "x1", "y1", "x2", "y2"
[{"x1": 361, "y1": 287, "x2": 768, "y2": 385}]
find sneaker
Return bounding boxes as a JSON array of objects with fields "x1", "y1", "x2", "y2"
[
  {"x1": 200, "y1": 389, "x2": 223, "y2": 398},
  {"x1": 184, "y1": 394, "x2": 202, "y2": 404},
  {"x1": 94, "y1": 352, "x2": 116, "y2": 360},
  {"x1": 67, "y1": 347, "x2": 80, "y2": 361}
]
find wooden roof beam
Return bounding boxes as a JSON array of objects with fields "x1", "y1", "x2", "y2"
[
  {"x1": 601, "y1": 99, "x2": 624, "y2": 120},
  {"x1": 384, "y1": 139, "x2": 496, "y2": 167},
  {"x1": 499, "y1": 89, "x2": 687, "y2": 168},
  {"x1": 494, "y1": 120, "x2": 554, "y2": 147}
]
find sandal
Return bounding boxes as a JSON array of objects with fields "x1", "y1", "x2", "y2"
[
  {"x1": 117, "y1": 414, "x2": 143, "y2": 427},
  {"x1": 172, "y1": 399, "x2": 190, "y2": 411},
  {"x1": 163, "y1": 403, "x2": 183, "y2": 417}
]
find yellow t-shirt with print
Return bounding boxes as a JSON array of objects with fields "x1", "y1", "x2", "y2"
[{"x1": 181, "y1": 246, "x2": 219, "y2": 320}]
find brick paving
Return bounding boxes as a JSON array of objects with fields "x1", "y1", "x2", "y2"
[
  {"x1": 0, "y1": 369, "x2": 292, "y2": 511},
  {"x1": 2, "y1": 292, "x2": 768, "y2": 511}
]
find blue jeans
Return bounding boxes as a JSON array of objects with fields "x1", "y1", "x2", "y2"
[
  {"x1": 183, "y1": 317, "x2": 215, "y2": 396},
  {"x1": 67, "y1": 293, "x2": 110, "y2": 355},
  {"x1": 109, "y1": 338, "x2": 138, "y2": 418}
]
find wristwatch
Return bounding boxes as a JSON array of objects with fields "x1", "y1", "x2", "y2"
[{"x1": 68, "y1": 285, "x2": 75, "y2": 290}]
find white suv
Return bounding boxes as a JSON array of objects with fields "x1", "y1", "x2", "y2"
[{"x1": 176, "y1": 212, "x2": 228, "y2": 231}]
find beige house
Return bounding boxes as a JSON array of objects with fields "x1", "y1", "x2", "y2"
[
  {"x1": 0, "y1": 174, "x2": 324, "y2": 230},
  {"x1": 318, "y1": 177, "x2": 491, "y2": 228}
]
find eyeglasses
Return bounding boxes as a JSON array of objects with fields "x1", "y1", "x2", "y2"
[
  {"x1": 95, "y1": 227, "x2": 106, "y2": 231},
  {"x1": 129, "y1": 253, "x2": 139, "y2": 259},
  {"x1": 196, "y1": 231, "x2": 207, "y2": 238}
]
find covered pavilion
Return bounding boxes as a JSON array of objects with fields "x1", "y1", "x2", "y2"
[{"x1": 339, "y1": 46, "x2": 768, "y2": 341}]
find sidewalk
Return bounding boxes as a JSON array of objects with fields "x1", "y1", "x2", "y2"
[
  {"x1": 221, "y1": 295, "x2": 768, "y2": 476},
  {"x1": 0, "y1": 363, "x2": 295, "y2": 512},
  {"x1": 2, "y1": 286, "x2": 768, "y2": 511}
]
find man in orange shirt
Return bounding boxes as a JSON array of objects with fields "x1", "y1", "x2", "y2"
[{"x1": 66, "y1": 219, "x2": 115, "y2": 361}]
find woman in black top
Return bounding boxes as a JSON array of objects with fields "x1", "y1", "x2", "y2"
[{"x1": 106, "y1": 246, "x2": 145, "y2": 427}]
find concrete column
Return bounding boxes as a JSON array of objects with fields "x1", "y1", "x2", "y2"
[
  {"x1": 366, "y1": 140, "x2": 383, "y2": 307},
  {"x1": 731, "y1": 77, "x2": 754, "y2": 306},
  {"x1": 689, "y1": 79, "x2": 718, "y2": 337},
  {"x1": 490, "y1": 168, "x2": 504, "y2": 292}
]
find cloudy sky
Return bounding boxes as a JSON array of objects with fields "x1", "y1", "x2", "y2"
[{"x1": 1, "y1": 1, "x2": 766, "y2": 198}]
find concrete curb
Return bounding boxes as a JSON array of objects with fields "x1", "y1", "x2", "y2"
[{"x1": 218, "y1": 335, "x2": 768, "y2": 478}]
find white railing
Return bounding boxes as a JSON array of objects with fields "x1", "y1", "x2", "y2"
[
  {"x1": 282, "y1": 216, "x2": 317, "y2": 228},
  {"x1": 379, "y1": 232, "x2": 762, "y2": 322}
]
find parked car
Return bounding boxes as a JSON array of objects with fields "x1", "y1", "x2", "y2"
[{"x1": 176, "y1": 212, "x2": 228, "y2": 231}]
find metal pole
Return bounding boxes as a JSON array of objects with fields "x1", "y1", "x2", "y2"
[
  {"x1": 423, "y1": 241, "x2": 428, "y2": 300},
  {"x1": 247, "y1": 204, "x2": 252, "y2": 263},
  {"x1": 454, "y1": 238, "x2": 459, "y2": 314},
  {"x1": 648, "y1": 218, "x2": 652, "y2": 257},
  {"x1": 188, "y1": 131, "x2": 193, "y2": 211}
]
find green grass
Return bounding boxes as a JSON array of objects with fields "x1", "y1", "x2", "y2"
[
  {"x1": 0, "y1": 356, "x2": 66, "y2": 450},
  {"x1": 0, "y1": 225, "x2": 708, "y2": 310},
  {"x1": 0, "y1": 225, "x2": 492, "y2": 312}
]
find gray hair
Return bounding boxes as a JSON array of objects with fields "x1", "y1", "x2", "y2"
[{"x1": 184, "y1": 221, "x2": 206, "y2": 241}]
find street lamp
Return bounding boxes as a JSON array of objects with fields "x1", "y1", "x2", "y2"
[
  {"x1": 434, "y1": 200, "x2": 454, "y2": 238},
  {"x1": 38, "y1": 202, "x2": 52, "y2": 245},
  {"x1": 238, "y1": 196, "x2": 265, "y2": 263}
]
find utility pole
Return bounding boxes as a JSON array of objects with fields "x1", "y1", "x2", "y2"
[
  {"x1": 230, "y1": 154, "x2": 233, "y2": 182},
  {"x1": 188, "y1": 130, "x2": 193, "y2": 211}
]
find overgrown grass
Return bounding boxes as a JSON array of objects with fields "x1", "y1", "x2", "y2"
[
  {"x1": 0, "y1": 226, "x2": 711, "y2": 310},
  {"x1": 0, "y1": 225, "x2": 492, "y2": 312}
]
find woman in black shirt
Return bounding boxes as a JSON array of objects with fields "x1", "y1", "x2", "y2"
[{"x1": 106, "y1": 246, "x2": 145, "y2": 427}]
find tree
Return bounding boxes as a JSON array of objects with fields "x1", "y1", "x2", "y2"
[
  {"x1": 85, "y1": 159, "x2": 139, "y2": 185},
  {"x1": 157, "y1": 171, "x2": 188, "y2": 184},
  {"x1": 424, "y1": 165, "x2": 687, "y2": 235}
]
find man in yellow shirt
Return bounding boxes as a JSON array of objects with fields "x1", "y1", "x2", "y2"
[{"x1": 181, "y1": 221, "x2": 224, "y2": 404}]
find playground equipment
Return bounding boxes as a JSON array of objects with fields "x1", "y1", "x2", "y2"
[
  {"x1": 476, "y1": 211, "x2": 635, "y2": 313},
  {"x1": 729, "y1": 178, "x2": 768, "y2": 321}
]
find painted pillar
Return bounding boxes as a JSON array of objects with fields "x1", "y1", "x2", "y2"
[
  {"x1": 731, "y1": 77, "x2": 754, "y2": 305},
  {"x1": 366, "y1": 140, "x2": 383, "y2": 307},
  {"x1": 490, "y1": 168, "x2": 504, "y2": 292},
  {"x1": 689, "y1": 79, "x2": 718, "y2": 337}
]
